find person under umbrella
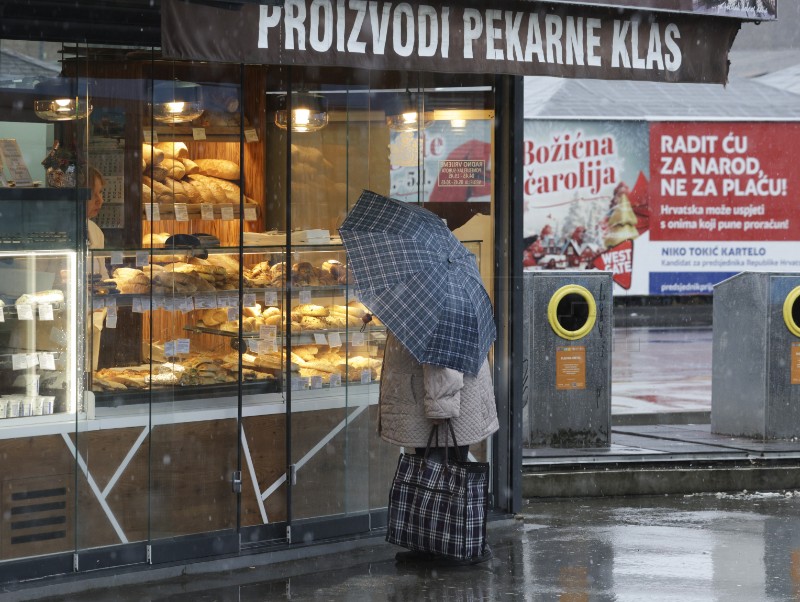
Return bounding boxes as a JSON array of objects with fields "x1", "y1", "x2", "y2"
[{"x1": 340, "y1": 190, "x2": 498, "y2": 566}]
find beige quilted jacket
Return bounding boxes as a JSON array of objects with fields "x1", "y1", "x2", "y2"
[{"x1": 378, "y1": 332, "x2": 499, "y2": 448}]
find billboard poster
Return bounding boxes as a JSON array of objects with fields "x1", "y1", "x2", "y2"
[
  {"x1": 523, "y1": 120, "x2": 800, "y2": 295},
  {"x1": 523, "y1": 120, "x2": 651, "y2": 294},
  {"x1": 647, "y1": 122, "x2": 799, "y2": 295}
]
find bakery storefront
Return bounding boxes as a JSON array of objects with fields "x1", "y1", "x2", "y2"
[{"x1": 0, "y1": 0, "x2": 741, "y2": 584}]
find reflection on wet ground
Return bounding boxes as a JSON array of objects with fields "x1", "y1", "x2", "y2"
[
  {"x1": 613, "y1": 327, "x2": 713, "y2": 415},
  {"x1": 28, "y1": 494, "x2": 800, "y2": 602}
]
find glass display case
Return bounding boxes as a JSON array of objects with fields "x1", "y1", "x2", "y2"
[
  {"x1": 88, "y1": 245, "x2": 384, "y2": 405},
  {"x1": 0, "y1": 249, "x2": 79, "y2": 419}
]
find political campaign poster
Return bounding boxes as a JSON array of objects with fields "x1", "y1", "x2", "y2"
[{"x1": 524, "y1": 119, "x2": 800, "y2": 295}]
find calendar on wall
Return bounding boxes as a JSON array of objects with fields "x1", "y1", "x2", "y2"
[{"x1": 89, "y1": 137, "x2": 125, "y2": 229}]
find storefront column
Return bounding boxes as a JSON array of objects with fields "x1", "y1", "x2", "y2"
[{"x1": 493, "y1": 74, "x2": 524, "y2": 515}]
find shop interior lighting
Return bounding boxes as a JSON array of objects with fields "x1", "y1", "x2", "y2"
[
  {"x1": 153, "y1": 80, "x2": 204, "y2": 124},
  {"x1": 275, "y1": 92, "x2": 329, "y2": 132},
  {"x1": 386, "y1": 90, "x2": 433, "y2": 132},
  {"x1": 34, "y1": 77, "x2": 92, "y2": 121}
]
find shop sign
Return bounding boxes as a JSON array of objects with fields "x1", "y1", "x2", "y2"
[
  {"x1": 163, "y1": 0, "x2": 739, "y2": 84},
  {"x1": 523, "y1": 120, "x2": 800, "y2": 296},
  {"x1": 547, "y1": 0, "x2": 777, "y2": 21}
]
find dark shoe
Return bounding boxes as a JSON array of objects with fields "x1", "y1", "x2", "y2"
[
  {"x1": 433, "y1": 546, "x2": 493, "y2": 567},
  {"x1": 395, "y1": 549, "x2": 438, "y2": 563}
]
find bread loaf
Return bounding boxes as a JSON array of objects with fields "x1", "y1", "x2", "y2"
[
  {"x1": 161, "y1": 158, "x2": 186, "y2": 180},
  {"x1": 186, "y1": 174, "x2": 226, "y2": 203},
  {"x1": 195, "y1": 158, "x2": 240, "y2": 180},
  {"x1": 142, "y1": 143, "x2": 164, "y2": 166},
  {"x1": 295, "y1": 303, "x2": 328, "y2": 317},
  {"x1": 179, "y1": 157, "x2": 200, "y2": 175},
  {"x1": 155, "y1": 141, "x2": 189, "y2": 159}
]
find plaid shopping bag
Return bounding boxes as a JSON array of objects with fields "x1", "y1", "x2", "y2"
[{"x1": 386, "y1": 426, "x2": 490, "y2": 560}]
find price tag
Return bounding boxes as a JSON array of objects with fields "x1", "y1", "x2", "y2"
[
  {"x1": 194, "y1": 294, "x2": 217, "y2": 309},
  {"x1": 259, "y1": 326, "x2": 271, "y2": 339},
  {"x1": 0, "y1": 307, "x2": 4, "y2": 322},
  {"x1": 110, "y1": 251, "x2": 124, "y2": 266},
  {"x1": 225, "y1": 293, "x2": 239, "y2": 307},
  {"x1": 151, "y1": 296, "x2": 165, "y2": 310},
  {"x1": 180, "y1": 297, "x2": 194, "y2": 313},
  {"x1": 176, "y1": 338, "x2": 191, "y2": 355},
  {"x1": 270, "y1": 340, "x2": 279, "y2": 353},
  {"x1": 201, "y1": 203, "x2": 215, "y2": 221},
  {"x1": 328, "y1": 332, "x2": 342, "y2": 348},
  {"x1": 244, "y1": 128, "x2": 259, "y2": 143},
  {"x1": 291, "y1": 377, "x2": 302, "y2": 391},
  {"x1": 164, "y1": 340, "x2": 176, "y2": 357},
  {"x1": 162, "y1": 297, "x2": 176, "y2": 312},
  {"x1": 26, "y1": 353, "x2": 39, "y2": 367},
  {"x1": 135, "y1": 296, "x2": 151, "y2": 312},
  {"x1": 221, "y1": 205, "x2": 234, "y2": 221},
  {"x1": 192, "y1": 127, "x2": 207, "y2": 140},
  {"x1": 243, "y1": 293, "x2": 256, "y2": 307},
  {"x1": 314, "y1": 333, "x2": 327, "y2": 345},
  {"x1": 299, "y1": 290, "x2": 312, "y2": 304},
  {"x1": 244, "y1": 206, "x2": 257, "y2": 221},
  {"x1": 257, "y1": 340, "x2": 270, "y2": 355},
  {"x1": 106, "y1": 305, "x2": 118, "y2": 318},
  {"x1": 174, "y1": 203, "x2": 189, "y2": 222},
  {"x1": 39, "y1": 353, "x2": 56, "y2": 371},
  {"x1": 329, "y1": 373, "x2": 342, "y2": 388},
  {"x1": 361, "y1": 369, "x2": 372, "y2": 384},
  {"x1": 265, "y1": 291, "x2": 278, "y2": 306},
  {"x1": 246, "y1": 339, "x2": 259, "y2": 352},
  {"x1": 144, "y1": 203, "x2": 161, "y2": 221},
  {"x1": 135, "y1": 251, "x2": 149, "y2": 267},
  {"x1": 143, "y1": 129, "x2": 158, "y2": 144},
  {"x1": 106, "y1": 315, "x2": 117, "y2": 329},
  {"x1": 265, "y1": 325, "x2": 277, "y2": 338},
  {"x1": 352, "y1": 332, "x2": 365, "y2": 347},
  {"x1": 93, "y1": 298, "x2": 106, "y2": 311},
  {"x1": 310, "y1": 375, "x2": 323, "y2": 389},
  {"x1": 227, "y1": 307, "x2": 239, "y2": 321},
  {"x1": 132, "y1": 297, "x2": 143, "y2": 313},
  {"x1": 12, "y1": 354, "x2": 27, "y2": 370},
  {"x1": 105, "y1": 296, "x2": 117, "y2": 308},
  {"x1": 16, "y1": 304, "x2": 33, "y2": 321},
  {"x1": 38, "y1": 303, "x2": 54, "y2": 321}
]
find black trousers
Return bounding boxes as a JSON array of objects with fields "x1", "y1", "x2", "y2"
[{"x1": 414, "y1": 445, "x2": 469, "y2": 463}]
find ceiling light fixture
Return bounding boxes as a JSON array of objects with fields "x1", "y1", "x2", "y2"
[
  {"x1": 152, "y1": 80, "x2": 204, "y2": 124},
  {"x1": 275, "y1": 92, "x2": 329, "y2": 132},
  {"x1": 386, "y1": 91, "x2": 433, "y2": 132},
  {"x1": 33, "y1": 77, "x2": 92, "y2": 121}
]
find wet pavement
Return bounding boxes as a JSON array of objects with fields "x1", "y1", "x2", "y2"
[{"x1": 15, "y1": 492, "x2": 800, "y2": 601}]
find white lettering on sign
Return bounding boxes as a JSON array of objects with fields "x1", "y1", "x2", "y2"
[{"x1": 256, "y1": 2, "x2": 685, "y2": 74}]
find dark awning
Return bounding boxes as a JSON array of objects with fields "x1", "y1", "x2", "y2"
[{"x1": 162, "y1": 0, "x2": 745, "y2": 84}]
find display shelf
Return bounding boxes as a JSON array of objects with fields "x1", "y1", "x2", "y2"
[
  {"x1": 90, "y1": 285, "x2": 354, "y2": 307},
  {"x1": 142, "y1": 202, "x2": 260, "y2": 221},
  {"x1": 185, "y1": 323, "x2": 385, "y2": 343}
]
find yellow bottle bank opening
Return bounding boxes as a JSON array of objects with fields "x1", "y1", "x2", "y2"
[
  {"x1": 547, "y1": 285, "x2": 597, "y2": 341},
  {"x1": 784, "y1": 286, "x2": 800, "y2": 338}
]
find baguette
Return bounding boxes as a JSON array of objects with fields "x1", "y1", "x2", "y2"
[
  {"x1": 186, "y1": 174, "x2": 225, "y2": 203},
  {"x1": 179, "y1": 157, "x2": 201, "y2": 175},
  {"x1": 161, "y1": 158, "x2": 186, "y2": 180}
]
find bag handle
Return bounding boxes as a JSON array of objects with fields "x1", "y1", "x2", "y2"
[{"x1": 423, "y1": 420, "x2": 466, "y2": 464}]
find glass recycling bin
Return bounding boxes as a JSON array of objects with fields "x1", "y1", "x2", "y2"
[{"x1": 523, "y1": 271, "x2": 613, "y2": 448}]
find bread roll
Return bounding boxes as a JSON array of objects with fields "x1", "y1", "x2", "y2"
[
  {"x1": 195, "y1": 158, "x2": 240, "y2": 180},
  {"x1": 149, "y1": 164, "x2": 169, "y2": 182},
  {"x1": 201, "y1": 308, "x2": 228, "y2": 326},
  {"x1": 142, "y1": 183, "x2": 153, "y2": 201}
]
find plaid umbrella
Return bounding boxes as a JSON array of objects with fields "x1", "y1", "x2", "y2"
[{"x1": 339, "y1": 190, "x2": 495, "y2": 375}]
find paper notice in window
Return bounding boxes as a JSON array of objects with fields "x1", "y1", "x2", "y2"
[{"x1": 556, "y1": 346, "x2": 586, "y2": 390}]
